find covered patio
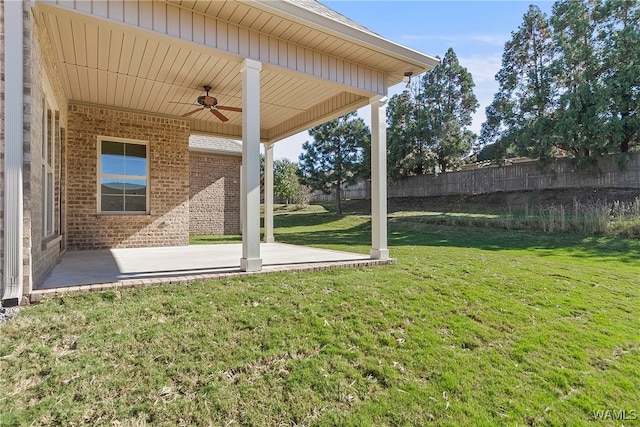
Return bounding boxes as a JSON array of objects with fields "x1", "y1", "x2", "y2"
[
  {"x1": 32, "y1": 243, "x2": 395, "y2": 301},
  {"x1": 2, "y1": 0, "x2": 438, "y2": 303}
]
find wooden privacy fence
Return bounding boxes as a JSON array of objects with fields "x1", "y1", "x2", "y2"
[{"x1": 311, "y1": 153, "x2": 640, "y2": 202}]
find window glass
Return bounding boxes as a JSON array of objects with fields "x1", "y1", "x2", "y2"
[{"x1": 99, "y1": 140, "x2": 148, "y2": 213}]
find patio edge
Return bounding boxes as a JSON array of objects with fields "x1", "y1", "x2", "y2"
[{"x1": 28, "y1": 258, "x2": 397, "y2": 303}]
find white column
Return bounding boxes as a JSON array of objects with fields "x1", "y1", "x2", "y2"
[
  {"x1": 240, "y1": 59, "x2": 263, "y2": 272},
  {"x1": 2, "y1": 0, "x2": 24, "y2": 305},
  {"x1": 370, "y1": 95, "x2": 389, "y2": 260},
  {"x1": 240, "y1": 162, "x2": 245, "y2": 234},
  {"x1": 264, "y1": 142, "x2": 275, "y2": 243}
]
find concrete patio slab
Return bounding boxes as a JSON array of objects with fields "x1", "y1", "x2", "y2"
[{"x1": 33, "y1": 243, "x2": 395, "y2": 300}]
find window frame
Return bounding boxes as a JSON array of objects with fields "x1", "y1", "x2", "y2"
[
  {"x1": 97, "y1": 136, "x2": 150, "y2": 215},
  {"x1": 42, "y1": 96, "x2": 57, "y2": 238}
]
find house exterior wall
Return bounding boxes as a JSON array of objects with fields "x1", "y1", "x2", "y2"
[
  {"x1": 189, "y1": 152, "x2": 241, "y2": 236},
  {"x1": 66, "y1": 105, "x2": 190, "y2": 249},
  {"x1": 27, "y1": 8, "x2": 70, "y2": 290}
]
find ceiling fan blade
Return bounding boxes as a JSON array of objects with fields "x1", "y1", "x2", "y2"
[
  {"x1": 182, "y1": 107, "x2": 205, "y2": 117},
  {"x1": 216, "y1": 105, "x2": 242, "y2": 112},
  {"x1": 169, "y1": 101, "x2": 198, "y2": 106},
  {"x1": 210, "y1": 108, "x2": 229, "y2": 122}
]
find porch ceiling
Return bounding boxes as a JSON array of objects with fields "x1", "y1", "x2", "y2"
[{"x1": 36, "y1": 0, "x2": 438, "y2": 143}]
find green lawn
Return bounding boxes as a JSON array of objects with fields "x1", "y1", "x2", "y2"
[{"x1": 1, "y1": 207, "x2": 639, "y2": 426}]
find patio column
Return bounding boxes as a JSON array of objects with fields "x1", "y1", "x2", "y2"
[
  {"x1": 264, "y1": 142, "x2": 275, "y2": 243},
  {"x1": 240, "y1": 58, "x2": 263, "y2": 272},
  {"x1": 2, "y1": 0, "x2": 25, "y2": 306},
  {"x1": 370, "y1": 95, "x2": 389, "y2": 260}
]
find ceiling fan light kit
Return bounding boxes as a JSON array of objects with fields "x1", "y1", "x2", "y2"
[{"x1": 170, "y1": 85, "x2": 242, "y2": 122}]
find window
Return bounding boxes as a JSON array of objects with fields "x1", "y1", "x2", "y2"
[
  {"x1": 98, "y1": 138, "x2": 149, "y2": 214},
  {"x1": 42, "y1": 98, "x2": 57, "y2": 237}
]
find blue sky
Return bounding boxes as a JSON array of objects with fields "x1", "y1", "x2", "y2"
[{"x1": 271, "y1": 0, "x2": 555, "y2": 162}]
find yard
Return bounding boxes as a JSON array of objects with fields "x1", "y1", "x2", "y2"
[{"x1": 1, "y1": 205, "x2": 639, "y2": 426}]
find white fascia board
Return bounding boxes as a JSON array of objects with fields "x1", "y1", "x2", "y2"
[{"x1": 249, "y1": 0, "x2": 440, "y2": 72}]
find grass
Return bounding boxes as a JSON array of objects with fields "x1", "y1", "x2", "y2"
[
  {"x1": 328, "y1": 195, "x2": 640, "y2": 238},
  {"x1": 2, "y1": 206, "x2": 640, "y2": 426}
]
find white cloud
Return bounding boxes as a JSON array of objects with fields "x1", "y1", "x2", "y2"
[{"x1": 457, "y1": 54, "x2": 502, "y2": 84}]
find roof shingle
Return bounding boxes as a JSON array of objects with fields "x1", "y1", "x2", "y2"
[{"x1": 189, "y1": 135, "x2": 242, "y2": 155}]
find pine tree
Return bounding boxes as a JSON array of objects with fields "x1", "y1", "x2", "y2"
[
  {"x1": 298, "y1": 112, "x2": 370, "y2": 214},
  {"x1": 551, "y1": 0, "x2": 609, "y2": 166},
  {"x1": 387, "y1": 48, "x2": 478, "y2": 179},
  {"x1": 480, "y1": 5, "x2": 556, "y2": 162},
  {"x1": 599, "y1": 0, "x2": 640, "y2": 155}
]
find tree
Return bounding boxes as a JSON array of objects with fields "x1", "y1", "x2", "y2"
[
  {"x1": 273, "y1": 158, "x2": 300, "y2": 205},
  {"x1": 551, "y1": 0, "x2": 609, "y2": 166},
  {"x1": 599, "y1": 0, "x2": 640, "y2": 155},
  {"x1": 419, "y1": 48, "x2": 479, "y2": 172},
  {"x1": 298, "y1": 112, "x2": 370, "y2": 214},
  {"x1": 480, "y1": 5, "x2": 557, "y2": 163},
  {"x1": 387, "y1": 48, "x2": 478, "y2": 179},
  {"x1": 481, "y1": 1, "x2": 639, "y2": 168},
  {"x1": 387, "y1": 91, "x2": 429, "y2": 179}
]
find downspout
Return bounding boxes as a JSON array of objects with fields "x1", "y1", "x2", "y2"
[{"x1": 2, "y1": 0, "x2": 24, "y2": 306}]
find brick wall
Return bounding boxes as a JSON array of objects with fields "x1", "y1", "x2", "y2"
[
  {"x1": 189, "y1": 152, "x2": 241, "y2": 235},
  {"x1": 66, "y1": 105, "x2": 191, "y2": 249},
  {"x1": 27, "y1": 10, "x2": 70, "y2": 289}
]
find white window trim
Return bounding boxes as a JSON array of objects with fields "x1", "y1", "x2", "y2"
[
  {"x1": 97, "y1": 136, "x2": 150, "y2": 215},
  {"x1": 42, "y1": 97, "x2": 56, "y2": 238}
]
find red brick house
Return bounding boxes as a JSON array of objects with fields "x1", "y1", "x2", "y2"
[{"x1": 0, "y1": 0, "x2": 438, "y2": 305}]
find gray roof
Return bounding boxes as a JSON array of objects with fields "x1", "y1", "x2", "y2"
[
  {"x1": 189, "y1": 135, "x2": 242, "y2": 155},
  {"x1": 286, "y1": 0, "x2": 380, "y2": 37}
]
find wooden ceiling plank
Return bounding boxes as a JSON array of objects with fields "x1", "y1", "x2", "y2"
[
  {"x1": 216, "y1": 2, "x2": 239, "y2": 21},
  {"x1": 182, "y1": 54, "x2": 215, "y2": 90},
  {"x1": 256, "y1": 15, "x2": 279, "y2": 34},
  {"x1": 105, "y1": 71, "x2": 119, "y2": 106},
  {"x1": 153, "y1": 44, "x2": 181, "y2": 82},
  {"x1": 191, "y1": 0, "x2": 212, "y2": 14},
  {"x1": 65, "y1": 64, "x2": 82, "y2": 100},
  {"x1": 239, "y1": 8, "x2": 262, "y2": 28},
  {"x1": 117, "y1": 33, "x2": 135, "y2": 75},
  {"x1": 128, "y1": 77, "x2": 146, "y2": 111},
  {"x1": 136, "y1": 39, "x2": 158, "y2": 80},
  {"x1": 112, "y1": 73, "x2": 128, "y2": 107},
  {"x1": 145, "y1": 42, "x2": 170, "y2": 82},
  {"x1": 86, "y1": 68, "x2": 99, "y2": 104},
  {"x1": 228, "y1": 3, "x2": 251, "y2": 26},
  {"x1": 96, "y1": 70, "x2": 109, "y2": 104},
  {"x1": 128, "y1": 37, "x2": 148, "y2": 77},
  {"x1": 168, "y1": 48, "x2": 195, "y2": 85},
  {"x1": 96, "y1": 26, "x2": 111, "y2": 71},
  {"x1": 76, "y1": 66, "x2": 90, "y2": 101},
  {"x1": 56, "y1": 16, "x2": 77, "y2": 65},
  {"x1": 84, "y1": 21, "x2": 99, "y2": 69},
  {"x1": 107, "y1": 30, "x2": 124, "y2": 73},
  {"x1": 141, "y1": 80, "x2": 164, "y2": 111}
]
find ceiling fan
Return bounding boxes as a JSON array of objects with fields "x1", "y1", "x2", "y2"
[{"x1": 169, "y1": 86, "x2": 241, "y2": 122}]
